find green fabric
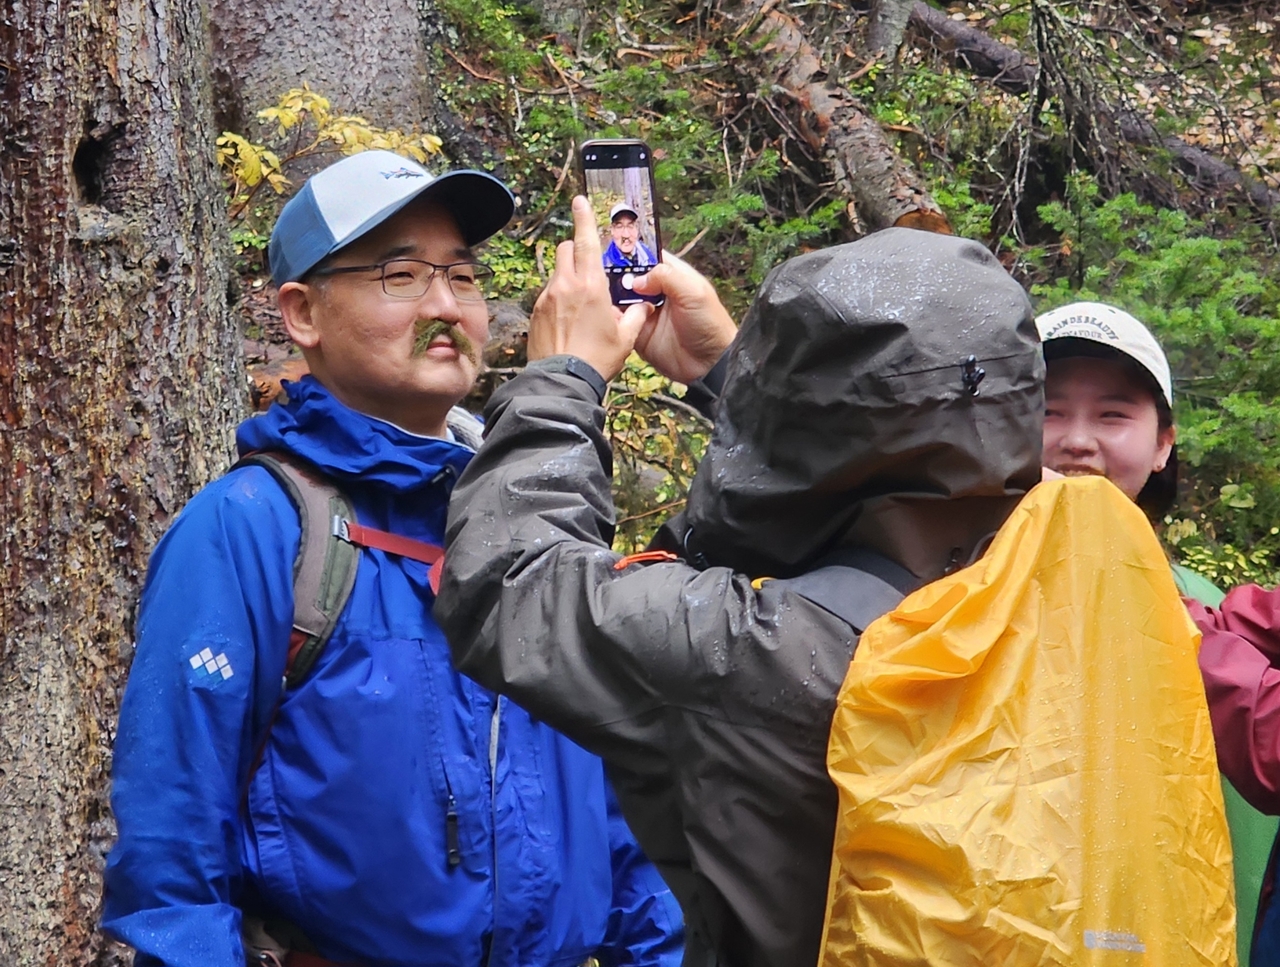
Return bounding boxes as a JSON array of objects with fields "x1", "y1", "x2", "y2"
[
  {"x1": 1172, "y1": 562, "x2": 1226, "y2": 607},
  {"x1": 1174, "y1": 561, "x2": 1277, "y2": 964},
  {"x1": 1223, "y1": 778, "x2": 1280, "y2": 962}
]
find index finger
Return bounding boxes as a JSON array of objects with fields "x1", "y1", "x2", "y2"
[{"x1": 570, "y1": 195, "x2": 604, "y2": 276}]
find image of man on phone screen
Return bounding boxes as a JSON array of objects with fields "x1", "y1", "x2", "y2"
[{"x1": 603, "y1": 203, "x2": 657, "y2": 268}]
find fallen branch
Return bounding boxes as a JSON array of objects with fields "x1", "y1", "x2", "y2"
[
  {"x1": 674, "y1": 227, "x2": 710, "y2": 258},
  {"x1": 443, "y1": 48, "x2": 581, "y2": 96},
  {"x1": 737, "y1": 0, "x2": 952, "y2": 233},
  {"x1": 617, "y1": 498, "x2": 690, "y2": 526},
  {"x1": 907, "y1": 1, "x2": 1280, "y2": 211},
  {"x1": 908, "y1": 3, "x2": 1037, "y2": 94}
]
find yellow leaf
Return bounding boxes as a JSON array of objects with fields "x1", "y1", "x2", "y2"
[{"x1": 238, "y1": 144, "x2": 264, "y2": 187}]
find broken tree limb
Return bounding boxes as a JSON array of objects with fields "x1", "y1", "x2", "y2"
[
  {"x1": 739, "y1": 0, "x2": 953, "y2": 234},
  {"x1": 908, "y1": 1, "x2": 1280, "y2": 211}
]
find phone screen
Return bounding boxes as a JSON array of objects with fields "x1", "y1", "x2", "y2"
[{"x1": 580, "y1": 140, "x2": 663, "y2": 306}]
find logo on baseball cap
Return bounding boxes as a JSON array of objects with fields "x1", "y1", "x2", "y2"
[
  {"x1": 268, "y1": 149, "x2": 516, "y2": 285},
  {"x1": 1036, "y1": 301, "x2": 1173, "y2": 405}
]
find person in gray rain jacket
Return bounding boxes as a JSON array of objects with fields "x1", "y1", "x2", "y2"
[{"x1": 435, "y1": 198, "x2": 1045, "y2": 967}]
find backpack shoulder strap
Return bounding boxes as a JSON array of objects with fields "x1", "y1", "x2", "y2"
[
  {"x1": 773, "y1": 547, "x2": 921, "y2": 635},
  {"x1": 235, "y1": 451, "x2": 360, "y2": 687}
]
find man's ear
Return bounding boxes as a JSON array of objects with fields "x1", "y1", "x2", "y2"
[{"x1": 278, "y1": 281, "x2": 322, "y2": 351}]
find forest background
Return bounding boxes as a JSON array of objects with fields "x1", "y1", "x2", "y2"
[
  {"x1": 225, "y1": 0, "x2": 1280, "y2": 584},
  {"x1": 2, "y1": 0, "x2": 1280, "y2": 960}
]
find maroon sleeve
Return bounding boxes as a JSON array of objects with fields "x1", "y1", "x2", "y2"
[{"x1": 1188, "y1": 584, "x2": 1280, "y2": 814}]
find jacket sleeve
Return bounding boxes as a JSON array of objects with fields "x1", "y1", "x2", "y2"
[
  {"x1": 680, "y1": 349, "x2": 729, "y2": 421},
  {"x1": 1187, "y1": 583, "x2": 1280, "y2": 814},
  {"x1": 435, "y1": 358, "x2": 850, "y2": 765},
  {"x1": 101, "y1": 469, "x2": 297, "y2": 967},
  {"x1": 600, "y1": 782, "x2": 685, "y2": 967}
]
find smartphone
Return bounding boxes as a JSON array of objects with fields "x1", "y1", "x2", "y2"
[{"x1": 579, "y1": 139, "x2": 664, "y2": 306}]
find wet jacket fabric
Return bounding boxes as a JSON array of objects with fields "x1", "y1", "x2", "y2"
[
  {"x1": 102, "y1": 376, "x2": 683, "y2": 967},
  {"x1": 436, "y1": 228, "x2": 1043, "y2": 967},
  {"x1": 1188, "y1": 583, "x2": 1280, "y2": 967}
]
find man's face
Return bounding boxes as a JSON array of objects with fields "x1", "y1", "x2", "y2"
[
  {"x1": 611, "y1": 214, "x2": 638, "y2": 255},
  {"x1": 279, "y1": 198, "x2": 489, "y2": 435},
  {"x1": 1043, "y1": 355, "x2": 1174, "y2": 501}
]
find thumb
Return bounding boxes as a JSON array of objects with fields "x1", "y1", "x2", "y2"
[
  {"x1": 618, "y1": 301, "x2": 654, "y2": 349},
  {"x1": 629, "y1": 264, "x2": 669, "y2": 296}
]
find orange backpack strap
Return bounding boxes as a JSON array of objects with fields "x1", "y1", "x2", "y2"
[{"x1": 613, "y1": 550, "x2": 679, "y2": 570}]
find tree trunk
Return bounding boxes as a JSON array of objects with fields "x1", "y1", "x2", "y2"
[
  {"x1": 525, "y1": 0, "x2": 585, "y2": 43},
  {"x1": 867, "y1": 0, "x2": 917, "y2": 59},
  {"x1": 416, "y1": 0, "x2": 507, "y2": 172},
  {"x1": 740, "y1": 0, "x2": 952, "y2": 233},
  {"x1": 209, "y1": 0, "x2": 432, "y2": 141},
  {"x1": 0, "y1": 0, "x2": 242, "y2": 960}
]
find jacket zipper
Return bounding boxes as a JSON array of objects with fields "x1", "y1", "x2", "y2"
[
  {"x1": 441, "y1": 769, "x2": 461, "y2": 869},
  {"x1": 484, "y1": 695, "x2": 502, "y2": 967}
]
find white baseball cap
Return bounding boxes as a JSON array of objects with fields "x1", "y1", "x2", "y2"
[
  {"x1": 1036, "y1": 301, "x2": 1173, "y2": 405},
  {"x1": 268, "y1": 149, "x2": 515, "y2": 285},
  {"x1": 609, "y1": 203, "x2": 639, "y2": 222}
]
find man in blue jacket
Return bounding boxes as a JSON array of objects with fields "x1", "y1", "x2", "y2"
[
  {"x1": 102, "y1": 150, "x2": 683, "y2": 967},
  {"x1": 602, "y1": 204, "x2": 657, "y2": 267}
]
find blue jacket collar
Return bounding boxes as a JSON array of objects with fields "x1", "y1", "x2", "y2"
[{"x1": 236, "y1": 376, "x2": 474, "y2": 492}]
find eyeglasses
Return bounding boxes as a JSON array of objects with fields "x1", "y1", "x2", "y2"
[{"x1": 310, "y1": 259, "x2": 495, "y2": 302}]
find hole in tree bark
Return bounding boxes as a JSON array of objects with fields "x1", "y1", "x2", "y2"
[{"x1": 73, "y1": 135, "x2": 108, "y2": 204}]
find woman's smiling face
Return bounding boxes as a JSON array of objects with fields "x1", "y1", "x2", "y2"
[{"x1": 1042, "y1": 355, "x2": 1175, "y2": 501}]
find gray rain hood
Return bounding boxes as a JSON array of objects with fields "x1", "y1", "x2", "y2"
[{"x1": 676, "y1": 227, "x2": 1044, "y2": 580}]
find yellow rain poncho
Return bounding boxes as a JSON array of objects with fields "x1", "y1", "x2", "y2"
[{"x1": 820, "y1": 476, "x2": 1236, "y2": 966}]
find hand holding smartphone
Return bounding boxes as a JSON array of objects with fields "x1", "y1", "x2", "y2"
[{"x1": 579, "y1": 139, "x2": 664, "y2": 307}]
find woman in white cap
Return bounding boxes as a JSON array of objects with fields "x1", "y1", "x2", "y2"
[{"x1": 1038, "y1": 301, "x2": 1277, "y2": 967}]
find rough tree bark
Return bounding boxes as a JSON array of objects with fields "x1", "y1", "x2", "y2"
[
  {"x1": 209, "y1": 0, "x2": 432, "y2": 138},
  {"x1": 416, "y1": 0, "x2": 507, "y2": 172},
  {"x1": 739, "y1": 0, "x2": 952, "y2": 233},
  {"x1": 0, "y1": 0, "x2": 243, "y2": 961},
  {"x1": 867, "y1": 0, "x2": 917, "y2": 59}
]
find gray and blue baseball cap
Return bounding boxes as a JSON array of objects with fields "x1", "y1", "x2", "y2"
[{"x1": 268, "y1": 149, "x2": 516, "y2": 285}]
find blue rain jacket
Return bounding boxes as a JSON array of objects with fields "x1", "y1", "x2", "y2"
[{"x1": 103, "y1": 377, "x2": 683, "y2": 967}]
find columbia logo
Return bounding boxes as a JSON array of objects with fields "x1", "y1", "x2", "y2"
[
  {"x1": 1084, "y1": 930, "x2": 1145, "y2": 953},
  {"x1": 381, "y1": 167, "x2": 424, "y2": 180},
  {"x1": 189, "y1": 647, "x2": 234, "y2": 680}
]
